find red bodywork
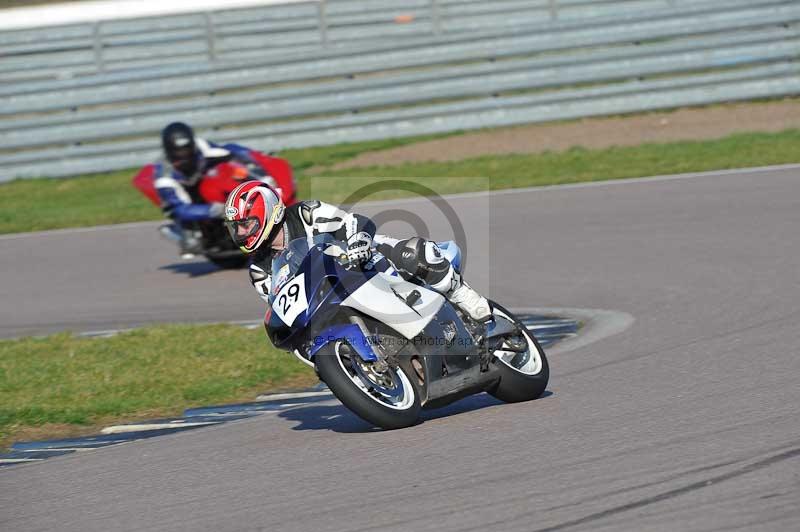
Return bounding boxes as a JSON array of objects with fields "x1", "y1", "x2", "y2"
[{"x1": 132, "y1": 153, "x2": 297, "y2": 207}]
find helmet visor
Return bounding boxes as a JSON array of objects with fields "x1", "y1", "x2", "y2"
[
  {"x1": 169, "y1": 147, "x2": 198, "y2": 177},
  {"x1": 225, "y1": 217, "x2": 261, "y2": 246}
]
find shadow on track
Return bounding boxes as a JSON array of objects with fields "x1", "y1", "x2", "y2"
[
  {"x1": 278, "y1": 392, "x2": 550, "y2": 432},
  {"x1": 278, "y1": 404, "x2": 380, "y2": 433},
  {"x1": 159, "y1": 261, "x2": 225, "y2": 277},
  {"x1": 418, "y1": 391, "x2": 553, "y2": 422}
]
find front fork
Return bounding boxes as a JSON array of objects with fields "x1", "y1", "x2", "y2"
[{"x1": 348, "y1": 314, "x2": 390, "y2": 373}]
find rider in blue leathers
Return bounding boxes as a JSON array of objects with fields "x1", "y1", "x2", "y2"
[{"x1": 153, "y1": 122, "x2": 281, "y2": 256}]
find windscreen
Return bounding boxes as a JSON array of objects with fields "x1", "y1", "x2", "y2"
[{"x1": 270, "y1": 234, "x2": 345, "y2": 294}]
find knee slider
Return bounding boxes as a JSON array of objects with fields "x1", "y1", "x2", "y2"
[
  {"x1": 391, "y1": 237, "x2": 451, "y2": 283},
  {"x1": 390, "y1": 237, "x2": 425, "y2": 278}
]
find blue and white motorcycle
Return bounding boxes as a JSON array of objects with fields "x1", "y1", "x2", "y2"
[{"x1": 266, "y1": 234, "x2": 549, "y2": 429}]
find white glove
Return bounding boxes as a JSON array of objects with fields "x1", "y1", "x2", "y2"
[
  {"x1": 249, "y1": 265, "x2": 271, "y2": 304},
  {"x1": 254, "y1": 274, "x2": 271, "y2": 304},
  {"x1": 208, "y1": 202, "x2": 225, "y2": 219},
  {"x1": 346, "y1": 231, "x2": 372, "y2": 263}
]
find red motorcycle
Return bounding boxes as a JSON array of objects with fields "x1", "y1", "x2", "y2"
[{"x1": 133, "y1": 152, "x2": 297, "y2": 269}]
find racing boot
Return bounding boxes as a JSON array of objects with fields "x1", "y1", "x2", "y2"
[
  {"x1": 158, "y1": 223, "x2": 201, "y2": 259},
  {"x1": 158, "y1": 222, "x2": 182, "y2": 244},
  {"x1": 178, "y1": 230, "x2": 202, "y2": 259},
  {"x1": 433, "y1": 269, "x2": 492, "y2": 322}
]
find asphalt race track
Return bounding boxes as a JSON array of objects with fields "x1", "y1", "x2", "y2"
[{"x1": 2, "y1": 166, "x2": 800, "y2": 531}]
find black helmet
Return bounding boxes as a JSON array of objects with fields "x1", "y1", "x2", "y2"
[{"x1": 162, "y1": 122, "x2": 199, "y2": 180}]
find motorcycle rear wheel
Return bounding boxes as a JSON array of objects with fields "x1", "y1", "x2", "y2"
[
  {"x1": 315, "y1": 340, "x2": 421, "y2": 430},
  {"x1": 487, "y1": 302, "x2": 550, "y2": 403}
]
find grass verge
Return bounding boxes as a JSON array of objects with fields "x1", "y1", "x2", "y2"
[
  {"x1": 2, "y1": 128, "x2": 799, "y2": 235},
  {"x1": 0, "y1": 324, "x2": 316, "y2": 451},
  {"x1": 0, "y1": 135, "x2": 438, "y2": 234},
  {"x1": 313, "y1": 129, "x2": 800, "y2": 200}
]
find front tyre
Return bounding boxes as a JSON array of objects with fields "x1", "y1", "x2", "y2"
[
  {"x1": 315, "y1": 340, "x2": 421, "y2": 430},
  {"x1": 488, "y1": 302, "x2": 550, "y2": 403}
]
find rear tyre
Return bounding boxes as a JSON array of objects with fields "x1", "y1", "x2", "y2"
[
  {"x1": 315, "y1": 340, "x2": 421, "y2": 430},
  {"x1": 488, "y1": 302, "x2": 550, "y2": 403}
]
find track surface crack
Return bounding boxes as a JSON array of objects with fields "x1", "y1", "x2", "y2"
[{"x1": 532, "y1": 444, "x2": 800, "y2": 532}]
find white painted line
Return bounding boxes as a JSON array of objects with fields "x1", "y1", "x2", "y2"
[
  {"x1": 16, "y1": 447, "x2": 110, "y2": 452},
  {"x1": 15, "y1": 448, "x2": 74, "y2": 453},
  {"x1": 100, "y1": 421, "x2": 218, "y2": 434},
  {"x1": 78, "y1": 329, "x2": 130, "y2": 338},
  {"x1": 524, "y1": 322, "x2": 578, "y2": 331},
  {"x1": 529, "y1": 332, "x2": 577, "y2": 340},
  {"x1": 0, "y1": 458, "x2": 42, "y2": 464},
  {"x1": 228, "y1": 320, "x2": 263, "y2": 326},
  {"x1": 520, "y1": 318, "x2": 577, "y2": 324},
  {"x1": 255, "y1": 389, "x2": 332, "y2": 402},
  {"x1": 0, "y1": 221, "x2": 161, "y2": 242},
  {"x1": 516, "y1": 307, "x2": 635, "y2": 355},
  {"x1": 36, "y1": 320, "x2": 263, "y2": 340},
  {"x1": 340, "y1": 163, "x2": 800, "y2": 208},
  {"x1": 8, "y1": 162, "x2": 800, "y2": 241},
  {"x1": 183, "y1": 412, "x2": 262, "y2": 418}
]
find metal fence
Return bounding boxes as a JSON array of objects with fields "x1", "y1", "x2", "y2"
[{"x1": 0, "y1": 0, "x2": 798, "y2": 180}]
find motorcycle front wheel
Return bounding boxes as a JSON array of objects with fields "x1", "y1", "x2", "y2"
[
  {"x1": 487, "y1": 301, "x2": 550, "y2": 403},
  {"x1": 315, "y1": 340, "x2": 421, "y2": 430}
]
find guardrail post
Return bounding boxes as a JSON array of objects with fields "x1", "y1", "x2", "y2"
[
  {"x1": 430, "y1": 0, "x2": 442, "y2": 36},
  {"x1": 318, "y1": 0, "x2": 329, "y2": 46},
  {"x1": 92, "y1": 22, "x2": 105, "y2": 72},
  {"x1": 204, "y1": 12, "x2": 217, "y2": 61},
  {"x1": 548, "y1": 0, "x2": 558, "y2": 20}
]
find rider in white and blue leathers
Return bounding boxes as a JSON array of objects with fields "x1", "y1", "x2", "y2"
[{"x1": 224, "y1": 182, "x2": 492, "y2": 322}]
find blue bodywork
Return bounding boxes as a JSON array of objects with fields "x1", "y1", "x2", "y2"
[
  {"x1": 266, "y1": 235, "x2": 462, "y2": 364},
  {"x1": 266, "y1": 236, "x2": 395, "y2": 357},
  {"x1": 307, "y1": 323, "x2": 379, "y2": 362}
]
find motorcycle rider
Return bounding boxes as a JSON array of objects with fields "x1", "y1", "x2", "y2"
[
  {"x1": 151, "y1": 122, "x2": 285, "y2": 258},
  {"x1": 223, "y1": 181, "x2": 492, "y2": 322}
]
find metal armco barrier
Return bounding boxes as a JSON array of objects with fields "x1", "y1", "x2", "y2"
[{"x1": 0, "y1": 0, "x2": 797, "y2": 180}]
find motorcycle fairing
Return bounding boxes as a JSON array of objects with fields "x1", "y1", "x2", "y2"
[
  {"x1": 307, "y1": 323, "x2": 379, "y2": 362},
  {"x1": 271, "y1": 272, "x2": 308, "y2": 326},
  {"x1": 340, "y1": 272, "x2": 445, "y2": 340},
  {"x1": 413, "y1": 301, "x2": 496, "y2": 403},
  {"x1": 486, "y1": 315, "x2": 517, "y2": 339},
  {"x1": 132, "y1": 163, "x2": 161, "y2": 206}
]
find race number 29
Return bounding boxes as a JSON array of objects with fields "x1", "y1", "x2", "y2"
[{"x1": 272, "y1": 273, "x2": 308, "y2": 326}]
